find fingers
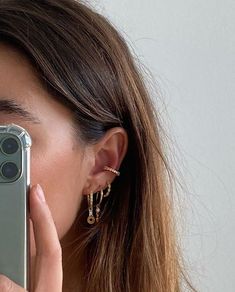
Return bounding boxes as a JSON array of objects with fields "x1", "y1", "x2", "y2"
[
  {"x1": 29, "y1": 184, "x2": 63, "y2": 292},
  {"x1": 0, "y1": 274, "x2": 26, "y2": 291},
  {"x1": 0, "y1": 184, "x2": 63, "y2": 292}
]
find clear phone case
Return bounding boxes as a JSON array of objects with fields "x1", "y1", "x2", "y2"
[{"x1": 0, "y1": 124, "x2": 31, "y2": 289}]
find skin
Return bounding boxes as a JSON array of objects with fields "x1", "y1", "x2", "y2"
[{"x1": 0, "y1": 43, "x2": 128, "y2": 291}]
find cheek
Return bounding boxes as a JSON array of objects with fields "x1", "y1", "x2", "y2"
[{"x1": 30, "y1": 145, "x2": 85, "y2": 239}]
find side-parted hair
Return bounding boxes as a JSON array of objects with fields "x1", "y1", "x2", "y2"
[{"x1": 0, "y1": 1, "x2": 195, "y2": 291}]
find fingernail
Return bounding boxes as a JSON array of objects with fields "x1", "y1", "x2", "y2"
[{"x1": 36, "y1": 184, "x2": 46, "y2": 202}]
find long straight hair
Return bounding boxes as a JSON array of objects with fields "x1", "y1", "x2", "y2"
[{"x1": 0, "y1": 1, "x2": 194, "y2": 291}]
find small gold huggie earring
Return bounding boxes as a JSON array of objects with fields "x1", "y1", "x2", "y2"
[{"x1": 103, "y1": 182, "x2": 111, "y2": 197}]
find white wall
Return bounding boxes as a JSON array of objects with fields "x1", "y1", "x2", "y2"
[{"x1": 89, "y1": 0, "x2": 235, "y2": 291}]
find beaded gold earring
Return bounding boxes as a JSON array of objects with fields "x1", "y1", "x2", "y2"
[{"x1": 103, "y1": 166, "x2": 120, "y2": 176}]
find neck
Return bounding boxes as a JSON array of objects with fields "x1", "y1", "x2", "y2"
[{"x1": 60, "y1": 220, "x2": 86, "y2": 292}]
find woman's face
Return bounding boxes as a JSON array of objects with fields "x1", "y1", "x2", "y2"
[{"x1": 0, "y1": 43, "x2": 90, "y2": 246}]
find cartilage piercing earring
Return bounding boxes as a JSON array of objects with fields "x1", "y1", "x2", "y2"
[
  {"x1": 87, "y1": 192, "x2": 96, "y2": 224},
  {"x1": 104, "y1": 166, "x2": 120, "y2": 176}
]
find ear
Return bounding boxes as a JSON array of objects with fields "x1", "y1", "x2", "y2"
[{"x1": 82, "y1": 127, "x2": 128, "y2": 195}]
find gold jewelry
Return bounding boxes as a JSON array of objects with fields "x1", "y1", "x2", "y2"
[
  {"x1": 87, "y1": 166, "x2": 117, "y2": 224},
  {"x1": 87, "y1": 183, "x2": 112, "y2": 224},
  {"x1": 87, "y1": 192, "x2": 96, "y2": 224},
  {"x1": 95, "y1": 189, "x2": 104, "y2": 223},
  {"x1": 103, "y1": 182, "x2": 111, "y2": 197},
  {"x1": 104, "y1": 166, "x2": 120, "y2": 176}
]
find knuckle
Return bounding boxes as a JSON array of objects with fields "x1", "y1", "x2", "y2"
[{"x1": 0, "y1": 274, "x2": 13, "y2": 291}]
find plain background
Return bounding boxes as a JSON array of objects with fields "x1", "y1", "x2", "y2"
[{"x1": 88, "y1": 1, "x2": 235, "y2": 291}]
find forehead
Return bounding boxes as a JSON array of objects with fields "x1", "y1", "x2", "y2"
[
  {"x1": 0, "y1": 43, "x2": 44, "y2": 104},
  {"x1": 0, "y1": 43, "x2": 74, "y2": 128}
]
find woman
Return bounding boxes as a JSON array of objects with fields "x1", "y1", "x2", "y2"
[{"x1": 0, "y1": 0, "x2": 194, "y2": 291}]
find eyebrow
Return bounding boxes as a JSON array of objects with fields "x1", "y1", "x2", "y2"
[{"x1": 0, "y1": 99, "x2": 41, "y2": 124}]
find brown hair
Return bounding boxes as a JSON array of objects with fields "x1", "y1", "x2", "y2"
[{"x1": 0, "y1": 0, "x2": 195, "y2": 291}]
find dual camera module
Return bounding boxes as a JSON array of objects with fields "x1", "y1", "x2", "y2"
[{"x1": 0, "y1": 137, "x2": 20, "y2": 180}]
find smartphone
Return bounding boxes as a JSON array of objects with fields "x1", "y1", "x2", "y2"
[{"x1": 0, "y1": 124, "x2": 31, "y2": 289}]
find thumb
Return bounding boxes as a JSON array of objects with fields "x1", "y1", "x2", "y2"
[{"x1": 0, "y1": 274, "x2": 26, "y2": 291}]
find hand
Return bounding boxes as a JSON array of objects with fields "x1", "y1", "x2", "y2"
[{"x1": 0, "y1": 184, "x2": 63, "y2": 291}]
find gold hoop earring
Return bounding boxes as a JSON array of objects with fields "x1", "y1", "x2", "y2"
[
  {"x1": 87, "y1": 192, "x2": 96, "y2": 224},
  {"x1": 103, "y1": 183, "x2": 111, "y2": 197}
]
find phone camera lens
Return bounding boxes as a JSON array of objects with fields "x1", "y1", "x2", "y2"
[
  {"x1": 1, "y1": 138, "x2": 19, "y2": 154},
  {"x1": 1, "y1": 162, "x2": 19, "y2": 179}
]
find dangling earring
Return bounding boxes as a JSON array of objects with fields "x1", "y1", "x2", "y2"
[
  {"x1": 87, "y1": 192, "x2": 96, "y2": 224},
  {"x1": 95, "y1": 189, "x2": 104, "y2": 223}
]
